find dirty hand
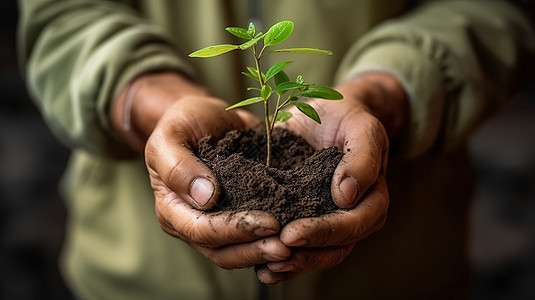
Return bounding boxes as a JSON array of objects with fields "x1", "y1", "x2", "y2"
[
  {"x1": 111, "y1": 72, "x2": 291, "y2": 270},
  {"x1": 256, "y1": 72, "x2": 409, "y2": 284}
]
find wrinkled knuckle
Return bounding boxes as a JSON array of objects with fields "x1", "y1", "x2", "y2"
[
  {"x1": 174, "y1": 218, "x2": 199, "y2": 244},
  {"x1": 350, "y1": 218, "x2": 369, "y2": 241},
  {"x1": 206, "y1": 252, "x2": 228, "y2": 269},
  {"x1": 159, "y1": 221, "x2": 179, "y2": 238},
  {"x1": 196, "y1": 231, "x2": 218, "y2": 249},
  {"x1": 156, "y1": 213, "x2": 181, "y2": 238},
  {"x1": 216, "y1": 260, "x2": 234, "y2": 270},
  {"x1": 157, "y1": 215, "x2": 173, "y2": 231},
  {"x1": 241, "y1": 249, "x2": 262, "y2": 267},
  {"x1": 203, "y1": 250, "x2": 231, "y2": 269},
  {"x1": 229, "y1": 229, "x2": 249, "y2": 243},
  {"x1": 166, "y1": 159, "x2": 187, "y2": 186}
]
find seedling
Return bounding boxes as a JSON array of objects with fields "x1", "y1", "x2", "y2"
[{"x1": 189, "y1": 21, "x2": 343, "y2": 166}]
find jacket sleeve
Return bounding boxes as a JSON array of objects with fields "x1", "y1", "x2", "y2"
[
  {"x1": 18, "y1": 0, "x2": 194, "y2": 157},
  {"x1": 335, "y1": 0, "x2": 535, "y2": 159}
]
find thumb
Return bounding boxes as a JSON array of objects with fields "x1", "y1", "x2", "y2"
[
  {"x1": 331, "y1": 124, "x2": 388, "y2": 209},
  {"x1": 145, "y1": 129, "x2": 220, "y2": 210}
]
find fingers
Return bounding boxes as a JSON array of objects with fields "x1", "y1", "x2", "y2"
[
  {"x1": 195, "y1": 236, "x2": 291, "y2": 270},
  {"x1": 281, "y1": 175, "x2": 389, "y2": 248},
  {"x1": 155, "y1": 197, "x2": 281, "y2": 248},
  {"x1": 268, "y1": 245, "x2": 354, "y2": 273},
  {"x1": 256, "y1": 265, "x2": 295, "y2": 285},
  {"x1": 256, "y1": 177, "x2": 388, "y2": 284},
  {"x1": 155, "y1": 193, "x2": 288, "y2": 269},
  {"x1": 257, "y1": 244, "x2": 355, "y2": 284},
  {"x1": 331, "y1": 114, "x2": 389, "y2": 208}
]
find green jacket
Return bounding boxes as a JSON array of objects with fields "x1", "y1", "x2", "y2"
[{"x1": 18, "y1": 0, "x2": 534, "y2": 299}]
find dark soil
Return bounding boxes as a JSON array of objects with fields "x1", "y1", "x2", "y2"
[{"x1": 195, "y1": 126, "x2": 343, "y2": 226}]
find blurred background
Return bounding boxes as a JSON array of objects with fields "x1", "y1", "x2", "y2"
[
  {"x1": 1, "y1": 1, "x2": 534, "y2": 299},
  {"x1": 0, "y1": 1, "x2": 72, "y2": 299},
  {"x1": 467, "y1": 86, "x2": 535, "y2": 298}
]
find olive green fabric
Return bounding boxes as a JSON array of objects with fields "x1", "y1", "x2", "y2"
[{"x1": 17, "y1": 0, "x2": 534, "y2": 299}]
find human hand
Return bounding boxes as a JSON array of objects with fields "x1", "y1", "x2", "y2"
[
  {"x1": 256, "y1": 72, "x2": 409, "y2": 284},
  {"x1": 111, "y1": 72, "x2": 291, "y2": 269}
]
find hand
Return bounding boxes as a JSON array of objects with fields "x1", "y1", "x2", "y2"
[
  {"x1": 111, "y1": 72, "x2": 291, "y2": 269},
  {"x1": 256, "y1": 72, "x2": 409, "y2": 284}
]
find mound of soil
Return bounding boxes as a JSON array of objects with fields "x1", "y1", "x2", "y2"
[{"x1": 195, "y1": 126, "x2": 343, "y2": 226}]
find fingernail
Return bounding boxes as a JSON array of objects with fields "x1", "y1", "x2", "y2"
[
  {"x1": 262, "y1": 253, "x2": 287, "y2": 262},
  {"x1": 339, "y1": 176, "x2": 359, "y2": 206},
  {"x1": 288, "y1": 239, "x2": 307, "y2": 247},
  {"x1": 190, "y1": 177, "x2": 214, "y2": 208},
  {"x1": 267, "y1": 262, "x2": 295, "y2": 272},
  {"x1": 254, "y1": 227, "x2": 278, "y2": 237}
]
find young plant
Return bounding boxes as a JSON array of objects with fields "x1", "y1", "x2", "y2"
[{"x1": 189, "y1": 21, "x2": 343, "y2": 166}]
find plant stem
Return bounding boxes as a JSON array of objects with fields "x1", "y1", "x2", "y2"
[
  {"x1": 264, "y1": 100, "x2": 271, "y2": 167},
  {"x1": 253, "y1": 46, "x2": 272, "y2": 167},
  {"x1": 270, "y1": 94, "x2": 282, "y2": 132}
]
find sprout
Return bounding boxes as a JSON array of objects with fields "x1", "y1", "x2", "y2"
[{"x1": 190, "y1": 21, "x2": 343, "y2": 166}]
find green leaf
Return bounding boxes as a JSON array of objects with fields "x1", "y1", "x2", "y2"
[
  {"x1": 189, "y1": 44, "x2": 239, "y2": 58},
  {"x1": 274, "y1": 70, "x2": 290, "y2": 87},
  {"x1": 296, "y1": 75, "x2": 305, "y2": 84},
  {"x1": 261, "y1": 84, "x2": 272, "y2": 100},
  {"x1": 247, "y1": 22, "x2": 256, "y2": 37},
  {"x1": 264, "y1": 21, "x2": 294, "y2": 46},
  {"x1": 269, "y1": 48, "x2": 333, "y2": 55},
  {"x1": 247, "y1": 87, "x2": 261, "y2": 92},
  {"x1": 242, "y1": 66, "x2": 264, "y2": 82},
  {"x1": 265, "y1": 61, "x2": 293, "y2": 81},
  {"x1": 246, "y1": 66, "x2": 258, "y2": 76},
  {"x1": 301, "y1": 86, "x2": 343, "y2": 100},
  {"x1": 226, "y1": 27, "x2": 251, "y2": 39},
  {"x1": 239, "y1": 33, "x2": 265, "y2": 50},
  {"x1": 274, "y1": 81, "x2": 305, "y2": 93},
  {"x1": 275, "y1": 111, "x2": 293, "y2": 123},
  {"x1": 295, "y1": 102, "x2": 321, "y2": 124},
  {"x1": 226, "y1": 96, "x2": 264, "y2": 110},
  {"x1": 242, "y1": 71, "x2": 259, "y2": 81}
]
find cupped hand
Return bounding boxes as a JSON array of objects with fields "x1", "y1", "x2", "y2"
[
  {"x1": 111, "y1": 72, "x2": 292, "y2": 270},
  {"x1": 145, "y1": 95, "x2": 293, "y2": 269},
  {"x1": 256, "y1": 72, "x2": 408, "y2": 284}
]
